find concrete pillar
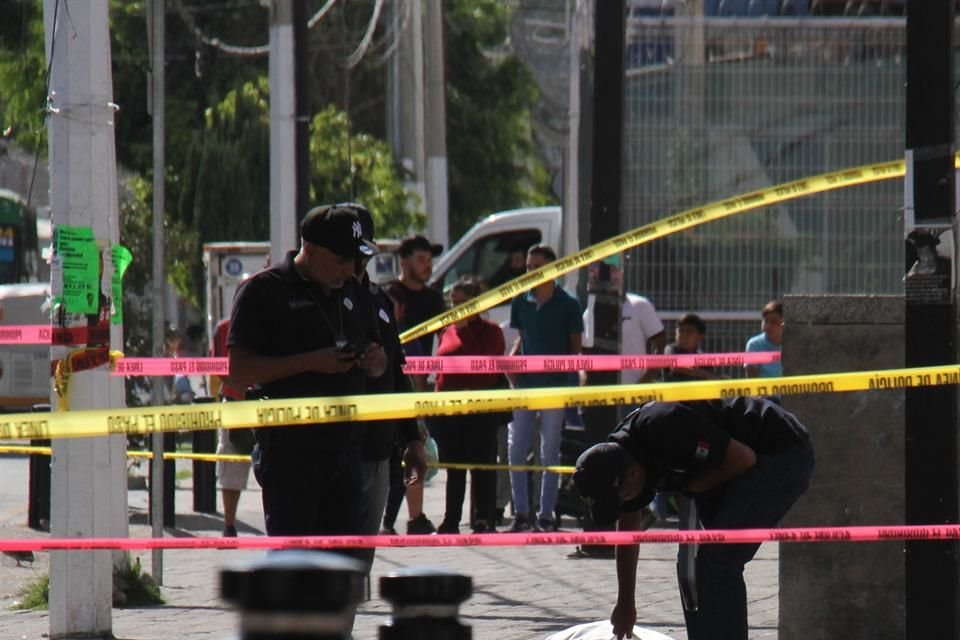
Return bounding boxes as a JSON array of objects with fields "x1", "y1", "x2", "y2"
[
  {"x1": 779, "y1": 295, "x2": 905, "y2": 640},
  {"x1": 43, "y1": 0, "x2": 128, "y2": 636},
  {"x1": 269, "y1": 0, "x2": 298, "y2": 265},
  {"x1": 423, "y1": 0, "x2": 449, "y2": 249}
]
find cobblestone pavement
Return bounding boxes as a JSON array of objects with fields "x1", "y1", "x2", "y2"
[{"x1": 0, "y1": 453, "x2": 779, "y2": 639}]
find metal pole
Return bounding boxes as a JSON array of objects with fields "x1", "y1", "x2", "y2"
[
  {"x1": 904, "y1": 1, "x2": 958, "y2": 637},
  {"x1": 148, "y1": 0, "x2": 166, "y2": 584}
]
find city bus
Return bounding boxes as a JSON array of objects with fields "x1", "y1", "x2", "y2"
[{"x1": 0, "y1": 188, "x2": 40, "y2": 284}]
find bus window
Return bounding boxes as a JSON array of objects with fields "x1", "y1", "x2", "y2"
[{"x1": 0, "y1": 188, "x2": 39, "y2": 284}]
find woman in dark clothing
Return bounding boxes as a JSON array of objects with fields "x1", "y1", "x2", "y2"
[{"x1": 433, "y1": 277, "x2": 506, "y2": 534}]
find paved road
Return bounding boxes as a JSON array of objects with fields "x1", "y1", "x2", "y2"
[{"x1": 0, "y1": 453, "x2": 779, "y2": 639}]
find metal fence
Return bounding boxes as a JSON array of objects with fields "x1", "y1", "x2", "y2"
[{"x1": 619, "y1": 16, "x2": 931, "y2": 354}]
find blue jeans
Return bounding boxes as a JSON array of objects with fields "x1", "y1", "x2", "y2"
[
  {"x1": 508, "y1": 407, "x2": 565, "y2": 520},
  {"x1": 683, "y1": 438, "x2": 815, "y2": 640}
]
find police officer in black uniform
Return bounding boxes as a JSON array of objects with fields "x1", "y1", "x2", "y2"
[
  {"x1": 228, "y1": 205, "x2": 387, "y2": 539},
  {"x1": 340, "y1": 203, "x2": 427, "y2": 568},
  {"x1": 573, "y1": 397, "x2": 815, "y2": 640}
]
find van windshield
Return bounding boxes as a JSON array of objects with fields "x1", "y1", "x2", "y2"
[{"x1": 437, "y1": 229, "x2": 542, "y2": 297}]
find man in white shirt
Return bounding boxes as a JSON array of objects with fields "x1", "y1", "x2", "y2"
[{"x1": 582, "y1": 292, "x2": 667, "y2": 384}]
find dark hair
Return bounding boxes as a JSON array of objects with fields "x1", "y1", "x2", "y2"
[
  {"x1": 398, "y1": 235, "x2": 443, "y2": 258},
  {"x1": 450, "y1": 276, "x2": 485, "y2": 300},
  {"x1": 761, "y1": 300, "x2": 783, "y2": 318},
  {"x1": 527, "y1": 244, "x2": 557, "y2": 263},
  {"x1": 678, "y1": 313, "x2": 706, "y2": 335}
]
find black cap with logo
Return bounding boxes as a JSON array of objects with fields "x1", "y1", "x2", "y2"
[{"x1": 301, "y1": 205, "x2": 378, "y2": 259}]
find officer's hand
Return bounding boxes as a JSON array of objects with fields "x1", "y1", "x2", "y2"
[
  {"x1": 356, "y1": 343, "x2": 387, "y2": 378},
  {"x1": 611, "y1": 600, "x2": 637, "y2": 639},
  {"x1": 313, "y1": 347, "x2": 361, "y2": 374},
  {"x1": 402, "y1": 439, "x2": 428, "y2": 486}
]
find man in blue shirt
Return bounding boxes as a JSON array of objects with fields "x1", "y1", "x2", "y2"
[
  {"x1": 745, "y1": 299, "x2": 783, "y2": 378},
  {"x1": 505, "y1": 244, "x2": 584, "y2": 532}
]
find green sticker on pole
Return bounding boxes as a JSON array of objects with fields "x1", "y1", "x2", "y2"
[
  {"x1": 111, "y1": 244, "x2": 132, "y2": 324},
  {"x1": 55, "y1": 225, "x2": 99, "y2": 314}
]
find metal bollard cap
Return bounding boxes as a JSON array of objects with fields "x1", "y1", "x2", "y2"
[
  {"x1": 380, "y1": 567, "x2": 473, "y2": 606},
  {"x1": 221, "y1": 550, "x2": 365, "y2": 612}
]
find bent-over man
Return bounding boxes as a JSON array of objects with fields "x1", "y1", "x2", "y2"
[{"x1": 573, "y1": 397, "x2": 814, "y2": 640}]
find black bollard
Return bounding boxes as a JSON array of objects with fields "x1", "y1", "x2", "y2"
[
  {"x1": 379, "y1": 568, "x2": 473, "y2": 640},
  {"x1": 191, "y1": 396, "x2": 217, "y2": 514},
  {"x1": 148, "y1": 432, "x2": 176, "y2": 528},
  {"x1": 27, "y1": 404, "x2": 51, "y2": 531},
  {"x1": 221, "y1": 551, "x2": 365, "y2": 639}
]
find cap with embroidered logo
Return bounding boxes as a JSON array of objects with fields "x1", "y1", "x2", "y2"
[{"x1": 301, "y1": 205, "x2": 378, "y2": 259}]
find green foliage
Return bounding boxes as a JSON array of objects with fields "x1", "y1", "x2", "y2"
[
  {"x1": 8, "y1": 555, "x2": 162, "y2": 611},
  {"x1": 0, "y1": 0, "x2": 553, "y2": 311},
  {"x1": 0, "y1": 1, "x2": 48, "y2": 149},
  {"x1": 114, "y1": 554, "x2": 164, "y2": 607},
  {"x1": 179, "y1": 78, "x2": 271, "y2": 242},
  {"x1": 120, "y1": 175, "x2": 199, "y2": 350},
  {"x1": 12, "y1": 574, "x2": 48, "y2": 611},
  {"x1": 445, "y1": 0, "x2": 556, "y2": 238},
  {"x1": 310, "y1": 105, "x2": 424, "y2": 238}
]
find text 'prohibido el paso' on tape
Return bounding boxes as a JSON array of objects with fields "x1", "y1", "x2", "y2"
[
  {"x1": 0, "y1": 524, "x2": 958, "y2": 553},
  {"x1": 1, "y1": 363, "x2": 959, "y2": 441}
]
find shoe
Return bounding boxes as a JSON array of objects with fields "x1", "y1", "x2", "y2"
[
  {"x1": 436, "y1": 520, "x2": 460, "y2": 534},
  {"x1": 222, "y1": 525, "x2": 238, "y2": 538},
  {"x1": 494, "y1": 508, "x2": 505, "y2": 527},
  {"x1": 406, "y1": 514, "x2": 437, "y2": 535},
  {"x1": 567, "y1": 545, "x2": 615, "y2": 559},
  {"x1": 380, "y1": 526, "x2": 398, "y2": 535},
  {"x1": 507, "y1": 514, "x2": 532, "y2": 532},
  {"x1": 534, "y1": 517, "x2": 556, "y2": 532},
  {"x1": 472, "y1": 520, "x2": 494, "y2": 534}
]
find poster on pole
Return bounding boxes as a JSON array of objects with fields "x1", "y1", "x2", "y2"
[
  {"x1": 111, "y1": 244, "x2": 132, "y2": 324},
  {"x1": 54, "y1": 225, "x2": 99, "y2": 315}
]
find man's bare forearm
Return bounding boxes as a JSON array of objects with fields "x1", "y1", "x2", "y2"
[{"x1": 615, "y1": 510, "x2": 645, "y2": 604}]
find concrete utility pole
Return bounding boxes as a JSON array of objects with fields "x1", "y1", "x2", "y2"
[
  {"x1": 423, "y1": 0, "x2": 449, "y2": 248},
  {"x1": 43, "y1": 0, "x2": 128, "y2": 636},
  {"x1": 565, "y1": 0, "x2": 589, "y2": 281},
  {"x1": 903, "y1": 1, "x2": 959, "y2": 637},
  {"x1": 387, "y1": 0, "x2": 427, "y2": 214},
  {"x1": 269, "y1": 0, "x2": 311, "y2": 263},
  {"x1": 147, "y1": 0, "x2": 167, "y2": 584}
]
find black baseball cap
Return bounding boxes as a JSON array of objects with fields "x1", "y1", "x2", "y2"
[
  {"x1": 398, "y1": 234, "x2": 443, "y2": 258},
  {"x1": 572, "y1": 442, "x2": 632, "y2": 526},
  {"x1": 336, "y1": 202, "x2": 376, "y2": 243},
  {"x1": 301, "y1": 205, "x2": 378, "y2": 259}
]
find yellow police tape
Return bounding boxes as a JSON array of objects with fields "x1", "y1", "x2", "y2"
[
  {"x1": 0, "y1": 444, "x2": 575, "y2": 473},
  {"x1": 399, "y1": 157, "x2": 908, "y2": 344},
  {"x1": 0, "y1": 445, "x2": 252, "y2": 463},
  {"x1": 0, "y1": 364, "x2": 957, "y2": 441}
]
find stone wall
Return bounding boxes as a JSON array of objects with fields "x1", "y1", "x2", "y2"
[{"x1": 779, "y1": 295, "x2": 906, "y2": 640}]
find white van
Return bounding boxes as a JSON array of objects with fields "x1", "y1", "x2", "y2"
[{"x1": 428, "y1": 206, "x2": 564, "y2": 336}]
